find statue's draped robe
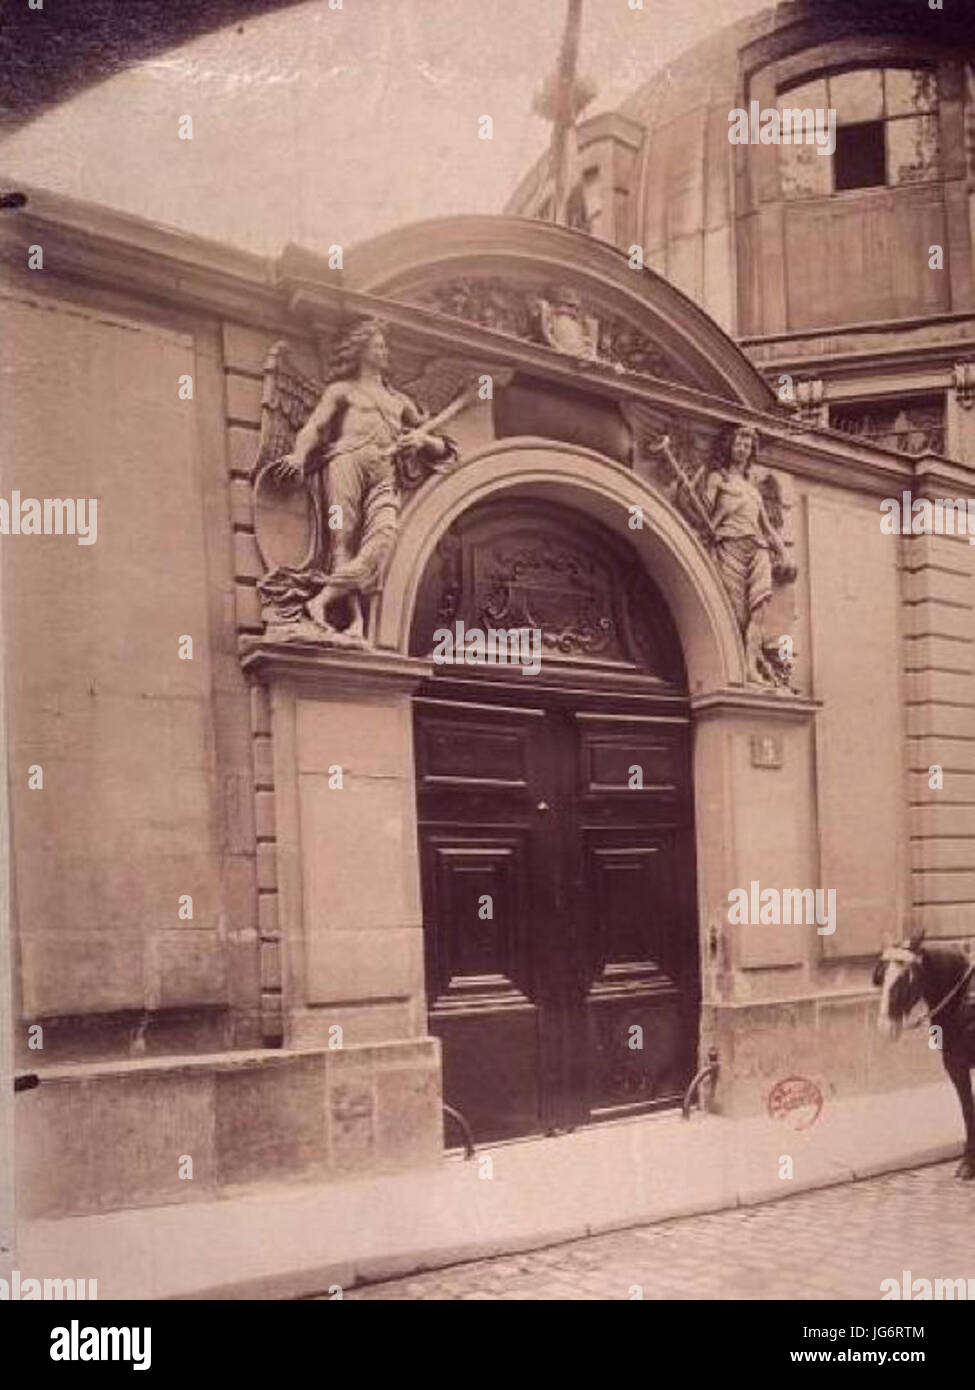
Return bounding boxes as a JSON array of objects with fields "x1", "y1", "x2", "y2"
[
  {"x1": 258, "y1": 382, "x2": 411, "y2": 624},
  {"x1": 707, "y1": 471, "x2": 773, "y2": 629},
  {"x1": 320, "y1": 420, "x2": 400, "y2": 596}
]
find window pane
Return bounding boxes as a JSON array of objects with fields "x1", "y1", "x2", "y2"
[
  {"x1": 830, "y1": 68, "x2": 884, "y2": 125},
  {"x1": 885, "y1": 67, "x2": 938, "y2": 117},
  {"x1": 778, "y1": 79, "x2": 831, "y2": 199},
  {"x1": 779, "y1": 141, "x2": 832, "y2": 199},
  {"x1": 888, "y1": 114, "x2": 941, "y2": 184},
  {"x1": 833, "y1": 121, "x2": 886, "y2": 191},
  {"x1": 778, "y1": 77, "x2": 828, "y2": 113}
]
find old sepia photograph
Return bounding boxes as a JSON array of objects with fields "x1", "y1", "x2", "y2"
[{"x1": 1, "y1": 0, "x2": 974, "y2": 1354}]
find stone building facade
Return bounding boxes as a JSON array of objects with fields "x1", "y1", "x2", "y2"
[{"x1": 2, "y1": 0, "x2": 975, "y2": 1251}]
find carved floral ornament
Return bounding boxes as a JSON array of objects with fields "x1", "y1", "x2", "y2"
[
  {"x1": 407, "y1": 277, "x2": 688, "y2": 383},
  {"x1": 245, "y1": 318, "x2": 799, "y2": 691}
]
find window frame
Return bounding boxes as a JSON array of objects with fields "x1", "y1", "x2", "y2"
[{"x1": 776, "y1": 62, "x2": 942, "y2": 201}]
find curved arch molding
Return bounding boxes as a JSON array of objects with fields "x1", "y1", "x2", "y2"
[{"x1": 375, "y1": 438, "x2": 747, "y2": 694}]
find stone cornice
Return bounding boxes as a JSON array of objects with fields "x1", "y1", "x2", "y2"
[
  {"x1": 743, "y1": 313, "x2": 975, "y2": 383},
  {"x1": 0, "y1": 183, "x2": 286, "y2": 330},
  {"x1": 691, "y1": 688, "x2": 821, "y2": 722},
  {"x1": 241, "y1": 639, "x2": 432, "y2": 695},
  {"x1": 910, "y1": 454, "x2": 975, "y2": 497}
]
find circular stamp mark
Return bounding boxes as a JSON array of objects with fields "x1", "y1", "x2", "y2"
[{"x1": 768, "y1": 1076, "x2": 823, "y2": 1131}]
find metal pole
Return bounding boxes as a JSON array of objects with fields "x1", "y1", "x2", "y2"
[{"x1": 550, "y1": 0, "x2": 583, "y2": 223}]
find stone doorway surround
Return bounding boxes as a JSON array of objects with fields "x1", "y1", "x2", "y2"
[{"x1": 242, "y1": 440, "x2": 820, "y2": 1167}]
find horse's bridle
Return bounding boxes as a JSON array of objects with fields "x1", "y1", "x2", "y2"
[{"x1": 875, "y1": 944, "x2": 975, "y2": 1027}]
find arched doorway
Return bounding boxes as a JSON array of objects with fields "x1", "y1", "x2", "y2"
[{"x1": 408, "y1": 497, "x2": 699, "y2": 1142}]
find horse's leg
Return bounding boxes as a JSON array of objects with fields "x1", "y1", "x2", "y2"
[{"x1": 945, "y1": 1051, "x2": 975, "y2": 1179}]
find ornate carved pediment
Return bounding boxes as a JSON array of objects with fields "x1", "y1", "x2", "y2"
[
  {"x1": 342, "y1": 217, "x2": 778, "y2": 409},
  {"x1": 407, "y1": 276, "x2": 691, "y2": 385}
]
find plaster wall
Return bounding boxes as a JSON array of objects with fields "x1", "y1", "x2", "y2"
[{"x1": 0, "y1": 287, "x2": 253, "y2": 1062}]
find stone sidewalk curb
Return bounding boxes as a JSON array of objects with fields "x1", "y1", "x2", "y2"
[
  {"x1": 17, "y1": 1082, "x2": 966, "y2": 1300},
  {"x1": 192, "y1": 1142, "x2": 962, "y2": 1299}
]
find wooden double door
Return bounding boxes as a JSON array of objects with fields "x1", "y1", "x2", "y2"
[{"x1": 414, "y1": 679, "x2": 699, "y2": 1144}]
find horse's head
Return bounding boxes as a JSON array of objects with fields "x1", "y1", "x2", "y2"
[{"x1": 872, "y1": 935, "x2": 926, "y2": 1040}]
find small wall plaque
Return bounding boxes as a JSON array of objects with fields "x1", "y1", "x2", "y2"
[{"x1": 750, "y1": 733, "x2": 783, "y2": 769}]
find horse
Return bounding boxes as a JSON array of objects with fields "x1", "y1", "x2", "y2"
[{"x1": 873, "y1": 935, "x2": 975, "y2": 1180}]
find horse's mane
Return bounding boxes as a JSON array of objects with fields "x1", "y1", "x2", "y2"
[
  {"x1": 918, "y1": 945, "x2": 972, "y2": 996},
  {"x1": 920, "y1": 945, "x2": 969, "y2": 966}
]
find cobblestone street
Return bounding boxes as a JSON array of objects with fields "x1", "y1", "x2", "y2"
[{"x1": 338, "y1": 1162, "x2": 975, "y2": 1300}]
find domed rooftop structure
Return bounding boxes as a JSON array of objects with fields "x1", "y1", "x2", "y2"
[{"x1": 506, "y1": 0, "x2": 975, "y2": 342}]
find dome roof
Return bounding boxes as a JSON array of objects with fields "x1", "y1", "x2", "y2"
[{"x1": 506, "y1": 0, "x2": 975, "y2": 336}]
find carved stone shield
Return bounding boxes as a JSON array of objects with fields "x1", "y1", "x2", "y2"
[{"x1": 252, "y1": 463, "x2": 321, "y2": 575}]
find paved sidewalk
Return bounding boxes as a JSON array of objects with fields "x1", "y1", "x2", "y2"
[
  {"x1": 339, "y1": 1161, "x2": 975, "y2": 1301},
  {"x1": 18, "y1": 1080, "x2": 966, "y2": 1299}
]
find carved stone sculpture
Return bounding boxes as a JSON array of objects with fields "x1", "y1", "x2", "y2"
[
  {"x1": 532, "y1": 285, "x2": 599, "y2": 361},
  {"x1": 793, "y1": 377, "x2": 826, "y2": 428},
  {"x1": 953, "y1": 362, "x2": 975, "y2": 411},
  {"x1": 647, "y1": 425, "x2": 797, "y2": 688},
  {"x1": 252, "y1": 320, "x2": 478, "y2": 646}
]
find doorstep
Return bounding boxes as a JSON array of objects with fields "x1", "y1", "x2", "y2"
[{"x1": 16, "y1": 1081, "x2": 965, "y2": 1300}]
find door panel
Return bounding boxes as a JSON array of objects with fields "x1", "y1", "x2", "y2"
[
  {"x1": 576, "y1": 830, "x2": 694, "y2": 1119},
  {"x1": 415, "y1": 692, "x2": 698, "y2": 1143},
  {"x1": 586, "y1": 992, "x2": 687, "y2": 1119},
  {"x1": 566, "y1": 713, "x2": 696, "y2": 1125},
  {"x1": 415, "y1": 698, "x2": 557, "y2": 1141},
  {"x1": 423, "y1": 835, "x2": 532, "y2": 995},
  {"x1": 579, "y1": 725, "x2": 684, "y2": 800}
]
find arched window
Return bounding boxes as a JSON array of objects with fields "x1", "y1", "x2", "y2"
[{"x1": 778, "y1": 65, "x2": 940, "y2": 200}]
